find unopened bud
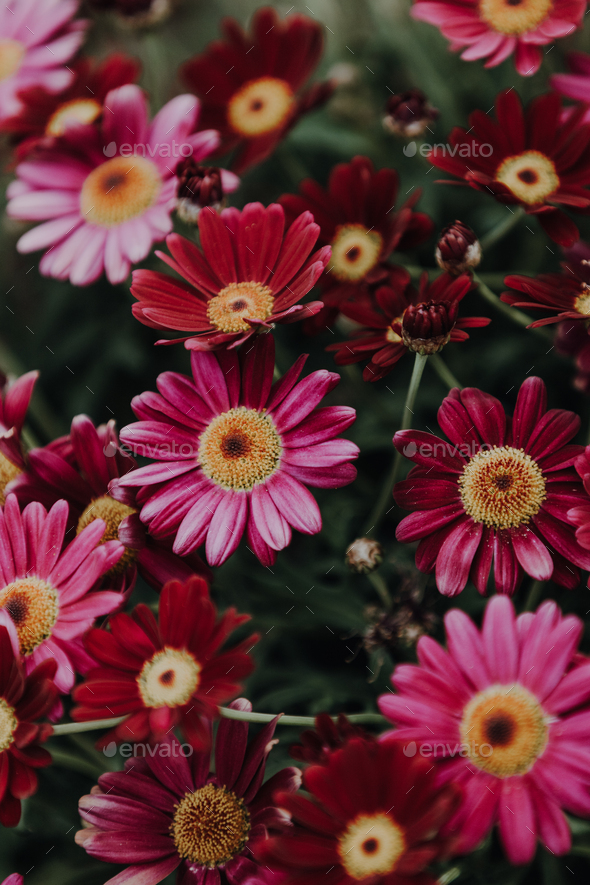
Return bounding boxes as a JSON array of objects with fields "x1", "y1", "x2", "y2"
[
  {"x1": 89, "y1": 0, "x2": 172, "y2": 27},
  {"x1": 402, "y1": 301, "x2": 458, "y2": 354},
  {"x1": 346, "y1": 538, "x2": 383, "y2": 574},
  {"x1": 383, "y1": 89, "x2": 439, "y2": 139},
  {"x1": 435, "y1": 221, "x2": 481, "y2": 275},
  {"x1": 176, "y1": 162, "x2": 224, "y2": 225}
]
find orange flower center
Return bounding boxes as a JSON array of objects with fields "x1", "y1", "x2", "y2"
[
  {"x1": 207, "y1": 282, "x2": 275, "y2": 333},
  {"x1": 137, "y1": 647, "x2": 201, "y2": 708},
  {"x1": 495, "y1": 151, "x2": 559, "y2": 205},
  {"x1": 0, "y1": 698, "x2": 17, "y2": 752},
  {"x1": 77, "y1": 494, "x2": 137, "y2": 574},
  {"x1": 46, "y1": 98, "x2": 102, "y2": 136},
  {"x1": 80, "y1": 156, "x2": 161, "y2": 227},
  {"x1": 338, "y1": 813, "x2": 406, "y2": 879},
  {"x1": 172, "y1": 783, "x2": 251, "y2": 866},
  {"x1": 0, "y1": 578, "x2": 59, "y2": 655},
  {"x1": 478, "y1": 0, "x2": 553, "y2": 34},
  {"x1": 0, "y1": 40, "x2": 24, "y2": 82},
  {"x1": 227, "y1": 77, "x2": 294, "y2": 137},
  {"x1": 0, "y1": 451, "x2": 21, "y2": 505},
  {"x1": 330, "y1": 225, "x2": 383, "y2": 282},
  {"x1": 198, "y1": 407, "x2": 282, "y2": 491}
]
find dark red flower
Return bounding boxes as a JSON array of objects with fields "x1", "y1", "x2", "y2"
[
  {"x1": 280, "y1": 156, "x2": 434, "y2": 332},
  {"x1": 327, "y1": 270, "x2": 489, "y2": 381},
  {"x1": 258, "y1": 738, "x2": 461, "y2": 885},
  {"x1": 182, "y1": 7, "x2": 333, "y2": 174},
  {"x1": 0, "y1": 625, "x2": 57, "y2": 827},
  {"x1": 383, "y1": 88, "x2": 439, "y2": 138},
  {"x1": 0, "y1": 370, "x2": 37, "y2": 503},
  {"x1": 1, "y1": 54, "x2": 141, "y2": 161},
  {"x1": 429, "y1": 90, "x2": 590, "y2": 247},
  {"x1": 290, "y1": 714, "x2": 371, "y2": 765},
  {"x1": 72, "y1": 575, "x2": 258, "y2": 750}
]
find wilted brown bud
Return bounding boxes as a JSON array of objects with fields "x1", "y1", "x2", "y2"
[
  {"x1": 176, "y1": 162, "x2": 224, "y2": 225},
  {"x1": 401, "y1": 300, "x2": 458, "y2": 354},
  {"x1": 435, "y1": 221, "x2": 481, "y2": 275},
  {"x1": 89, "y1": 0, "x2": 172, "y2": 27},
  {"x1": 383, "y1": 89, "x2": 439, "y2": 138},
  {"x1": 346, "y1": 538, "x2": 383, "y2": 574}
]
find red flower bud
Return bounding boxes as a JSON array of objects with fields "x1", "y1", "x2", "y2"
[
  {"x1": 435, "y1": 220, "x2": 481, "y2": 274},
  {"x1": 383, "y1": 89, "x2": 439, "y2": 138},
  {"x1": 176, "y1": 162, "x2": 224, "y2": 224},
  {"x1": 401, "y1": 300, "x2": 458, "y2": 354}
]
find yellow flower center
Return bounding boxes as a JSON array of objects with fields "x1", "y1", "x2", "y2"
[
  {"x1": 171, "y1": 783, "x2": 251, "y2": 867},
  {"x1": 46, "y1": 98, "x2": 102, "y2": 137},
  {"x1": 227, "y1": 76, "x2": 294, "y2": 137},
  {"x1": 460, "y1": 683, "x2": 548, "y2": 778},
  {"x1": 338, "y1": 813, "x2": 406, "y2": 880},
  {"x1": 0, "y1": 451, "x2": 22, "y2": 505},
  {"x1": 198, "y1": 407, "x2": 282, "y2": 491},
  {"x1": 137, "y1": 647, "x2": 201, "y2": 708},
  {"x1": 574, "y1": 284, "x2": 590, "y2": 317},
  {"x1": 80, "y1": 156, "x2": 161, "y2": 228},
  {"x1": 479, "y1": 0, "x2": 553, "y2": 34},
  {"x1": 0, "y1": 698, "x2": 17, "y2": 752},
  {"x1": 77, "y1": 494, "x2": 138, "y2": 574},
  {"x1": 207, "y1": 282, "x2": 275, "y2": 333},
  {"x1": 0, "y1": 578, "x2": 59, "y2": 656},
  {"x1": 330, "y1": 225, "x2": 383, "y2": 282},
  {"x1": 495, "y1": 151, "x2": 559, "y2": 205},
  {"x1": 459, "y1": 445, "x2": 546, "y2": 530},
  {"x1": 0, "y1": 40, "x2": 24, "y2": 82}
]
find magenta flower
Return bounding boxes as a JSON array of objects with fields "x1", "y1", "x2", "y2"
[
  {"x1": 0, "y1": 493, "x2": 124, "y2": 694},
  {"x1": 1, "y1": 875, "x2": 24, "y2": 885},
  {"x1": 6, "y1": 85, "x2": 220, "y2": 285},
  {"x1": 379, "y1": 595, "x2": 590, "y2": 864},
  {"x1": 552, "y1": 52, "x2": 590, "y2": 125},
  {"x1": 76, "y1": 701, "x2": 301, "y2": 885},
  {"x1": 118, "y1": 335, "x2": 359, "y2": 567},
  {"x1": 393, "y1": 377, "x2": 590, "y2": 596},
  {"x1": 0, "y1": 370, "x2": 38, "y2": 501},
  {"x1": 0, "y1": 0, "x2": 87, "y2": 123}
]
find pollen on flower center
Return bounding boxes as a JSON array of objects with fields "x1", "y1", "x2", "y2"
[
  {"x1": 80, "y1": 156, "x2": 162, "y2": 228},
  {"x1": 198, "y1": 407, "x2": 282, "y2": 491},
  {"x1": 137, "y1": 647, "x2": 201, "y2": 708},
  {"x1": 0, "y1": 40, "x2": 24, "y2": 82},
  {"x1": 0, "y1": 451, "x2": 22, "y2": 505},
  {"x1": 386, "y1": 322, "x2": 403, "y2": 343},
  {"x1": 495, "y1": 151, "x2": 559, "y2": 204},
  {"x1": 207, "y1": 282, "x2": 275, "y2": 333},
  {"x1": 227, "y1": 76, "x2": 294, "y2": 137},
  {"x1": 0, "y1": 698, "x2": 17, "y2": 752},
  {"x1": 574, "y1": 284, "x2": 590, "y2": 316},
  {"x1": 46, "y1": 98, "x2": 103, "y2": 136},
  {"x1": 459, "y1": 445, "x2": 546, "y2": 530},
  {"x1": 0, "y1": 578, "x2": 59, "y2": 656},
  {"x1": 478, "y1": 0, "x2": 553, "y2": 34},
  {"x1": 77, "y1": 494, "x2": 138, "y2": 574},
  {"x1": 460, "y1": 683, "x2": 548, "y2": 777},
  {"x1": 338, "y1": 813, "x2": 406, "y2": 879},
  {"x1": 171, "y1": 783, "x2": 251, "y2": 866},
  {"x1": 330, "y1": 224, "x2": 383, "y2": 282}
]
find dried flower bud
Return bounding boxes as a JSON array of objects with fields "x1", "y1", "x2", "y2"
[
  {"x1": 346, "y1": 538, "x2": 383, "y2": 574},
  {"x1": 401, "y1": 300, "x2": 458, "y2": 354},
  {"x1": 383, "y1": 89, "x2": 439, "y2": 138},
  {"x1": 176, "y1": 162, "x2": 224, "y2": 225},
  {"x1": 435, "y1": 221, "x2": 481, "y2": 275},
  {"x1": 89, "y1": 0, "x2": 172, "y2": 27}
]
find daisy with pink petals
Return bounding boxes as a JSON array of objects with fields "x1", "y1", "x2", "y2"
[
  {"x1": 379, "y1": 595, "x2": 590, "y2": 864},
  {"x1": 0, "y1": 370, "x2": 38, "y2": 503},
  {"x1": 0, "y1": 493, "x2": 124, "y2": 695},
  {"x1": 2, "y1": 877, "x2": 23, "y2": 885},
  {"x1": 411, "y1": 0, "x2": 585, "y2": 77},
  {"x1": 118, "y1": 334, "x2": 359, "y2": 567},
  {"x1": 0, "y1": 0, "x2": 87, "y2": 123},
  {"x1": 6, "y1": 84, "x2": 220, "y2": 286}
]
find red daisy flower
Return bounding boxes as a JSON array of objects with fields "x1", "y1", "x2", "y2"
[
  {"x1": 0, "y1": 370, "x2": 37, "y2": 503},
  {"x1": 280, "y1": 156, "x2": 434, "y2": 332},
  {"x1": 9, "y1": 414, "x2": 210, "y2": 593},
  {"x1": 328, "y1": 270, "x2": 489, "y2": 381},
  {"x1": 290, "y1": 714, "x2": 371, "y2": 765},
  {"x1": 182, "y1": 6, "x2": 333, "y2": 174},
  {"x1": 0, "y1": 625, "x2": 58, "y2": 827},
  {"x1": 1, "y1": 54, "x2": 140, "y2": 161},
  {"x1": 411, "y1": 0, "x2": 585, "y2": 77},
  {"x1": 379, "y1": 596, "x2": 590, "y2": 864},
  {"x1": 258, "y1": 737, "x2": 461, "y2": 885},
  {"x1": 117, "y1": 334, "x2": 358, "y2": 567},
  {"x1": 130, "y1": 202, "x2": 330, "y2": 350},
  {"x1": 393, "y1": 377, "x2": 590, "y2": 596},
  {"x1": 72, "y1": 575, "x2": 258, "y2": 750},
  {"x1": 76, "y1": 706, "x2": 301, "y2": 885},
  {"x1": 429, "y1": 90, "x2": 590, "y2": 247}
]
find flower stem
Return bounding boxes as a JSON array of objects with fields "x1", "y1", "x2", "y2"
[
  {"x1": 429, "y1": 353, "x2": 463, "y2": 390},
  {"x1": 473, "y1": 274, "x2": 551, "y2": 339},
  {"x1": 364, "y1": 352, "x2": 429, "y2": 535},
  {"x1": 368, "y1": 572, "x2": 392, "y2": 608},
  {"x1": 480, "y1": 207, "x2": 525, "y2": 251},
  {"x1": 523, "y1": 579, "x2": 544, "y2": 612}
]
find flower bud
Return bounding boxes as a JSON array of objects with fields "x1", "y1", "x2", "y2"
[
  {"x1": 435, "y1": 221, "x2": 481, "y2": 275},
  {"x1": 346, "y1": 538, "x2": 383, "y2": 574},
  {"x1": 401, "y1": 300, "x2": 458, "y2": 354},
  {"x1": 383, "y1": 89, "x2": 439, "y2": 138},
  {"x1": 176, "y1": 162, "x2": 224, "y2": 225},
  {"x1": 89, "y1": 0, "x2": 172, "y2": 27}
]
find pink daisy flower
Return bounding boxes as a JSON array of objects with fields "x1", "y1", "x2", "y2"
[
  {"x1": 552, "y1": 52, "x2": 590, "y2": 125},
  {"x1": 6, "y1": 84, "x2": 220, "y2": 285},
  {"x1": 0, "y1": 0, "x2": 87, "y2": 124},
  {"x1": 2, "y1": 877, "x2": 23, "y2": 885},
  {"x1": 0, "y1": 369, "x2": 38, "y2": 503},
  {"x1": 118, "y1": 334, "x2": 359, "y2": 567},
  {"x1": 379, "y1": 595, "x2": 590, "y2": 864},
  {"x1": 411, "y1": 0, "x2": 585, "y2": 76},
  {"x1": 0, "y1": 493, "x2": 124, "y2": 695}
]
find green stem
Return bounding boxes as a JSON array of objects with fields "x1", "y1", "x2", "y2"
[
  {"x1": 368, "y1": 572, "x2": 392, "y2": 608},
  {"x1": 473, "y1": 274, "x2": 551, "y2": 339},
  {"x1": 364, "y1": 352, "x2": 429, "y2": 534},
  {"x1": 47, "y1": 747, "x2": 106, "y2": 778},
  {"x1": 429, "y1": 353, "x2": 463, "y2": 390},
  {"x1": 480, "y1": 207, "x2": 525, "y2": 251},
  {"x1": 524, "y1": 579, "x2": 544, "y2": 612}
]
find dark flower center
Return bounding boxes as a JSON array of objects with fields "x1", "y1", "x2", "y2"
[
  {"x1": 159, "y1": 669, "x2": 175, "y2": 686},
  {"x1": 221, "y1": 431, "x2": 252, "y2": 460},
  {"x1": 232, "y1": 299, "x2": 248, "y2": 312},
  {"x1": 517, "y1": 169, "x2": 537, "y2": 184},
  {"x1": 363, "y1": 839, "x2": 378, "y2": 854},
  {"x1": 493, "y1": 474, "x2": 512, "y2": 491},
  {"x1": 484, "y1": 713, "x2": 516, "y2": 746}
]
